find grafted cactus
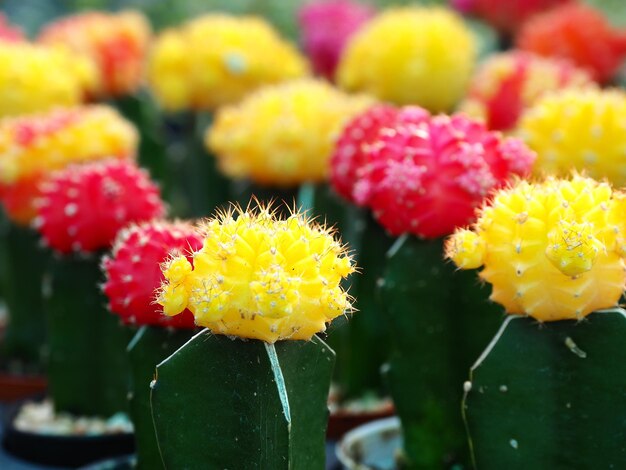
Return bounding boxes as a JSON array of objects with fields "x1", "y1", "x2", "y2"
[
  {"x1": 447, "y1": 175, "x2": 626, "y2": 468},
  {"x1": 151, "y1": 203, "x2": 355, "y2": 467},
  {"x1": 35, "y1": 160, "x2": 164, "y2": 417}
]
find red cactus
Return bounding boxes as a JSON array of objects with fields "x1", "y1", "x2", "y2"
[
  {"x1": 35, "y1": 160, "x2": 165, "y2": 254},
  {"x1": 353, "y1": 111, "x2": 536, "y2": 238},
  {"x1": 298, "y1": 0, "x2": 374, "y2": 80},
  {"x1": 517, "y1": 3, "x2": 626, "y2": 83},
  {"x1": 330, "y1": 104, "x2": 402, "y2": 202},
  {"x1": 0, "y1": 14, "x2": 24, "y2": 42},
  {"x1": 102, "y1": 221, "x2": 202, "y2": 328},
  {"x1": 452, "y1": 0, "x2": 570, "y2": 33}
]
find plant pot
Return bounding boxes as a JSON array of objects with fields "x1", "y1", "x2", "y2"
[
  {"x1": 2, "y1": 402, "x2": 134, "y2": 468},
  {"x1": 336, "y1": 417, "x2": 402, "y2": 470},
  {"x1": 327, "y1": 398, "x2": 395, "y2": 441},
  {"x1": 79, "y1": 454, "x2": 136, "y2": 470}
]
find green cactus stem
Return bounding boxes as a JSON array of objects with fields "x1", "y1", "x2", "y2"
[
  {"x1": 127, "y1": 326, "x2": 194, "y2": 470},
  {"x1": 44, "y1": 253, "x2": 130, "y2": 416},
  {"x1": 0, "y1": 221, "x2": 48, "y2": 369},
  {"x1": 110, "y1": 92, "x2": 169, "y2": 194},
  {"x1": 382, "y1": 235, "x2": 502, "y2": 469},
  {"x1": 163, "y1": 111, "x2": 230, "y2": 218},
  {"x1": 463, "y1": 308, "x2": 626, "y2": 470},
  {"x1": 151, "y1": 330, "x2": 334, "y2": 469}
]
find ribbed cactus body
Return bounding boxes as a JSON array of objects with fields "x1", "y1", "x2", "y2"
[
  {"x1": 127, "y1": 326, "x2": 193, "y2": 470},
  {"x1": 45, "y1": 254, "x2": 130, "y2": 416},
  {"x1": 464, "y1": 309, "x2": 626, "y2": 469},
  {"x1": 151, "y1": 331, "x2": 334, "y2": 469},
  {"x1": 382, "y1": 236, "x2": 502, "y2": 468},
  {"x1": 0, "y1": 223, "x2": 48, "y2": 366}
]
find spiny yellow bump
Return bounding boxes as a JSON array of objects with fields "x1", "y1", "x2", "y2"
[
  {"x1": 336, "y1": 7, "x2": 476, "y2": 112},
  {"x1": 545, "y1": 221, "x2": 604, "y2": 277},
  {"x1": 0, "y1": 105, "x2": 138, "y2": 185},
  {"x1": 157, "y1": 205, "x2": 356, "y2": 342},
  {"x1": 447, "y1": 175, "x2": 626, "y2": 322},
  {"x1": 445, "y1": 229, "x2": 485, "y2": 270},
  {"x1": 0, "y1": 43, "x2": 96, "y2": 117},
  {"x1": 147, "y1": 14, "x2": 309, "y2": 111},
  {"x1": 519, "y1": 88, "x2": 626, "y2": 186},
  {"x1": 207, "y1": 79, "x2": 374, "y2": 186}
]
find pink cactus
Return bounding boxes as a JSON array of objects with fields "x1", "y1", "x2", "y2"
[
  {"x1": 102, "y1": 221, "x2": 202, "y2": 328},
  {"x1": 0, "y1": 14, "x2": 24, "y2": 42},
  {"x1": 298, "y1": 0, "x2": 375, "y2": 79},
  {"x1": 353, "y1": 111, "x2": 536, "y2": 238},
  {"x1": 35, "y1": 160, "x2": 165, "y2": 254}
]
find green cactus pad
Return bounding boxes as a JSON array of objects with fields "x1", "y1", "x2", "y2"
[
  {"x1": 0, "y1": 222, "x2": 48, "y2": 367},
  {"x1": 45, "y1": 254, "x2": 130, "y2": 416},
  {"x1": 151, "y1": 330, "x2": 334, "y2": 469},
  {"x1": 127, "y1": 326, "x2": 194, "y2": 470},
  {"x1": 464, "y1": 308, "x2": 626, "y2": 469}
]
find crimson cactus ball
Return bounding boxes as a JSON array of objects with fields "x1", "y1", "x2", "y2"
[
  {"x1": 35, "y1": 160, "x2": 165, "y2": 254},
  {"x1": 102, "y1": 221, "x2": 202, "y2": 328}
]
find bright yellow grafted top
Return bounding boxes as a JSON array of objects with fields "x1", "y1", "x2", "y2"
[
  {"x1": 336, "y1": 7, "x2": 476, "y2": 112},
  {"x1": 519, "y1": 88, "x2": 626, "y2": 186},
  {"x1": 157, "y1": 205, "x2": 355, "y2": 342},
  {"x1": 207, "y1": 79, "x2": 373, "y2": 185},
  {"x1": 147, "y1": 14, "x2": 309, "y2": 111},
  {"x1": 446, "y1": 176, "x2": 626, "y2": 321}
]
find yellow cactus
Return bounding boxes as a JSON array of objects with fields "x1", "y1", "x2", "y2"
[
  {"x1": 38, "y1": 10, "x2": 151, "y2": 98},
  {"x1": 207, "y1": 79, "x2": 373, "y2": 186},
  {"x1": 147, "y1": 14, "x2": 309, "y2": 111},
  {"x1": 518, "y1": 88, "x2": 626, "y2": 186},
  {"x1": 445, "y1": 175, "x2": 626, "y2": 322},
  {"x1": 157, "y1": 205, "x2": 355, "y2": 343},
  {"x1": 0, "y1": 42, "x2": 96, "y2": 118},
  {"x1": 0, "y1": 105, "x2": 138, "y2": 185},
  {"x1": 336, "y1": 7, "x2": 476, "y2": 112}
]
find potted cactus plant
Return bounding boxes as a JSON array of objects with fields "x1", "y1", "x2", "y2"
[
  {"x1": 3, "y1": 160, "x2": 164, "y2": 468},
  {"x1": 102, "y1": 220, "x2": 203, "y2": 470},
  {"x1": 146, "y1": 14, "x2": 309, "y2": 218},
  {"x1": 150, "y1": 202, "x2": 355, "y2": 468},
  {"x1": 446, "y1": 175, "x2": 626, "y2": 468},
  {"x1": 0, "y1": 104, "x2": 137, "y2": 399},
  {"x1": 335, "y1": 106, "x2": 536, "y2": 468}
]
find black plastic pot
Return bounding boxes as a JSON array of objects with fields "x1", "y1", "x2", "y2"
[{"x1": 2, "y1": 403, "x2": 134, "y2": 468}]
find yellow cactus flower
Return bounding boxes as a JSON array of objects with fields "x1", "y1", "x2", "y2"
[
  {"x1": 157, "y1": 205, "x2": 355, "y2": 343},
  {"x1": 0, "y1": 42, "x2": 96, "y2": 118},
  {"x1": 38, "y1": 11, "x2": 151, "y2": 98},
  {"x1": 336, "y1": 7, "x2": 476, "y2": 112},
  {"x1": 518, "y1": 88, "x2": 626, "y2": 186},
  {"x1": 445, "y1": 175, "x2": 626, "y2": 322},
  {"x1": 147, "y1": 14, "x2": 309, "y2": 111},
  {"x1": 207, "y1": 79, "x2": 374, "y2": 186},
  {"x1": 0, "y1": 105, "x2": 137, "y2": 224}
]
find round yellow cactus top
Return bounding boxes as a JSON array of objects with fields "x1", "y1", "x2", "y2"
[
  {"x1": 0, "y1": 42, "x2": 96, "y2": 118},
  {"x1": 0, "y1": 105, "x2": 138, "y2": 185},
  {"x1": 206, "y1": 79, "x2": 374, "y2": 186},
  {"x1": 157, "y1": 204, "x2": 355, "y2": 343},
  {"x1": 518, "y1": 88, "x2": 626, "y2": 186},
  {"x1": 336, "y1": 7, "x2": 476, "y2": 112},
  {"x1": 446, "y1": 175, "x2": 626, "y2": 322},
  {"x1": 147, "y1": 14, "x2": 309, "y2": 111}
]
